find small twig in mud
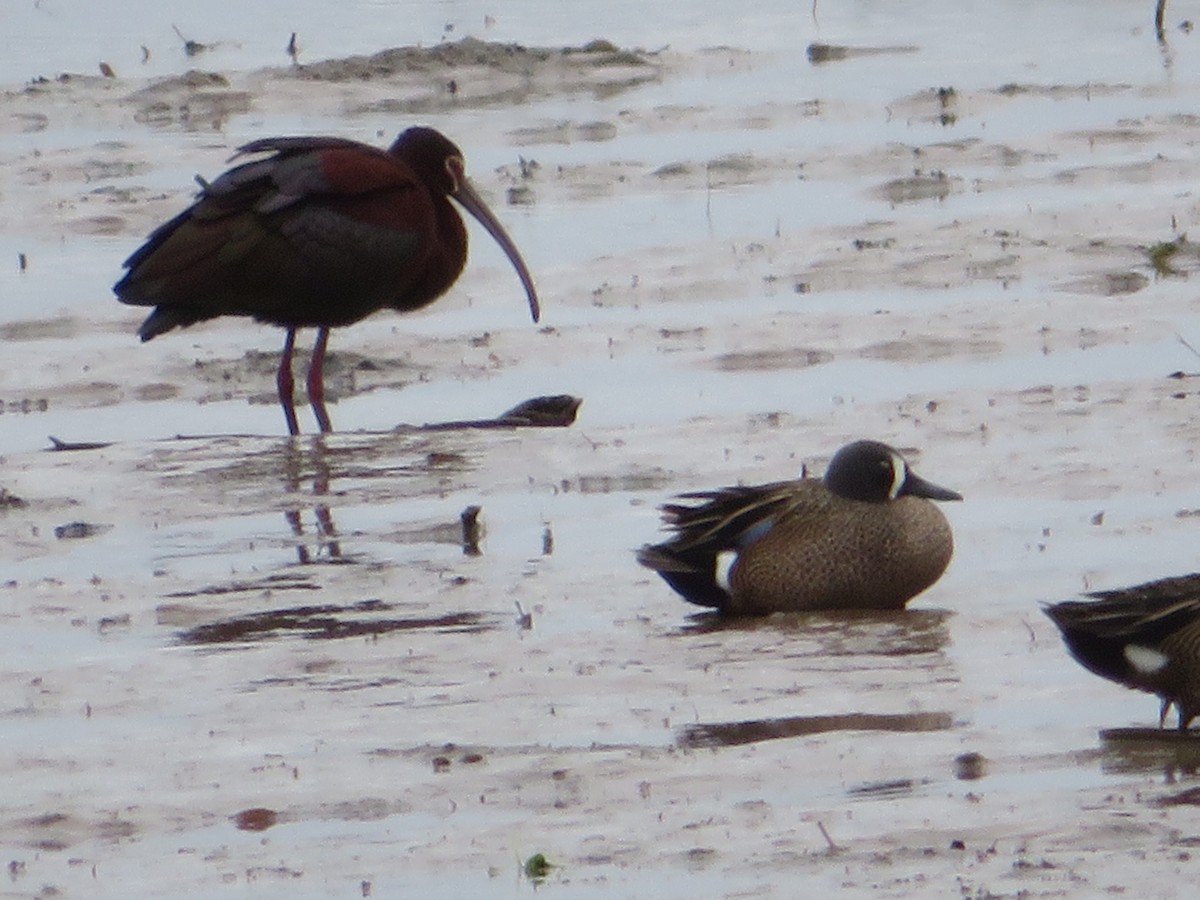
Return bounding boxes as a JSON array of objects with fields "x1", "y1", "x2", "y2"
[
  {"x1": 460, "y1": 504, "x2": 482, "y2": 555},
  {"x1": 1176, "y1": 333, "x2": 1200, "y2": 361},
  {"x1": 47, "y1": 436, "x2": 112, "y2": 452},
  {"x1": 514, "y1": 601, "x2": 533, "y2": 631},
  {"x1": 18, "y1": 252, "x2": 27, "y2": 272},
  {"x1": 704, "y1": 163, "x2": 714, "y2": 234},
  {"x1": 817, "y1": 820, "x2": 841, "y2": 852},
  {"x1": 286, "y1": 32, "x2": 299, "y2": 65},
  {"x1": 1157, "y1": 0, "x2": 1169, "y2": 43},
  {"x1": 172, "y1": 24, "x2": 208, "y2": 57}
]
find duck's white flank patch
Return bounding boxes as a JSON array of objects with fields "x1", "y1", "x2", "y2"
[
  {"x1": 714, "y1": 550, "x2": 738, "y2": 594},
  {"x1": 888, "y1": 451, "x2": 906, "y2": 499},
  {"x1": 1124, "y1": 644, "x2": 1170, "y2": 674}
]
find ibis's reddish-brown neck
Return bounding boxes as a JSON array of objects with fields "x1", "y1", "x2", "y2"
[{"x1": 386, "y1": 128, "x2": 471, "y2": 311}]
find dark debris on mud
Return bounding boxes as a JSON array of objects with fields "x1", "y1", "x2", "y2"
[
  {"x1": 678, "y1": 711, "x2": 954, "y2": 749},
  {"x1": 175, "y1": 599, "x2": 496, "y2": 645}
]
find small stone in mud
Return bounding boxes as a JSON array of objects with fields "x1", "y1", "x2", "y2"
[
  {"x1": 97, "y1": 615, "x2": 131, "y2": 633},
  {"x1": 954, "y1": 751, "x2": 987, "y2": 781},
  {"x1": 232, "y1": 808, "x2": 278, "y2": 831},
  {"x1": 54, "y1": 521, "x2": 110, "y2": 540},
  {"x1": 507, "y1": 185, "x2": 535, "y2": 206},
  {"x1": 652, "y1": 162, "x2": 690, "y2": 178},
  {"x1": 807, "y1": 43, "x2": 850, "y2": 64},
  {"x1": 0, "y1": 488, "x2": 28, "y2": 509},
  {"x1": 432, "y1": 756, "x2": 452, "y2": 773},
  {"x1": 523, "y1": 853, "x2": 553, "y2": 881},
  {"x1": 580, "y1": 38, "x2": 619, "y2": 53}
]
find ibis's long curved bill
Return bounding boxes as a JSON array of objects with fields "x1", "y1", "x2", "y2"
[{"x1": 452, "y1": 177, "x2": 540, "y2": 323}]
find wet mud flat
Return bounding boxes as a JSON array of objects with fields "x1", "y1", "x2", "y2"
[{"x1": 7, "y1": 20, "x2": 1200, "y2": 897}]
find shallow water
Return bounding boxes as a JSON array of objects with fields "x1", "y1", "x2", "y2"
[{"x1": 6, "y1": 0, "x2": 1200, "y2": 896}]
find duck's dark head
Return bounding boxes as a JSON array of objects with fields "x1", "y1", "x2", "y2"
[{"x1": 823, "y1": 439, "x2": 962, "y2": 504}]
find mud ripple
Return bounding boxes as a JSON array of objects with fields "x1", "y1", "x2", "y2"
[{"x1": 678, "y1": 711, "x2": 954, "y2": 749}]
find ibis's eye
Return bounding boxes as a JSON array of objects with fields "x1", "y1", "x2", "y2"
[{"x1": 444, "y1": 155, "x2": 465, "y2": 192}]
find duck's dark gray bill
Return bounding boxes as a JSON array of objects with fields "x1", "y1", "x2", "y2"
[{"x1": 904, "y1": 472, "x2": 963, "y2": 502}]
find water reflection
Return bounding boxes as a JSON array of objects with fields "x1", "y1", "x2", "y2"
[
  {"x1": 382, "y1": 504, "x2": 485, "y2": 557},
  {"x1": 674, "y1": 608, "x2": 953, "y2": 658},
  {"x1": 283, "y1": 438, "x2": 341, "y2": 564},
  {"x1": 1098, "y1": 728, "x2": 1200, "y2": 781}
]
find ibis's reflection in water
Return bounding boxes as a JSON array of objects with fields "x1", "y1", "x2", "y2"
[{"x1": 283, "y1": 438, "x2": 341, "y2": 564}]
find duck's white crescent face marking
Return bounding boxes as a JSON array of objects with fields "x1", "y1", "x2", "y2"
[
  {"x1": 888, "y1": 451, "x2": 907, "y2": 500},
  {"x1": 715, "y1": 550, "x2": 739, "y2": 594},
  {"x1": 1124, "y1": 644, "x2": 1170, "y2": 674}
]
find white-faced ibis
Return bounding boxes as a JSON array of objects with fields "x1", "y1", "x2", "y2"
[{"x1": 115, "y1": 127, "x2": 540, "y2": 435}]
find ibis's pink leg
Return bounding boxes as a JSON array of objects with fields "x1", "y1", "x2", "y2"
[
  {"x1": 307, "y1": 327, "x2": 332, "y2": 434},
  {"x1": 277, "y1": 328, "x2": 300, "y2": 436}
]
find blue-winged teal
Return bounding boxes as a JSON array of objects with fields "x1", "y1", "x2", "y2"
[
  {"x1": 637, "y1": 439, "x2": 962, "y2": 615},
  {"x1": 1044, "y1": 574, "x2": 1200, "y2": 731}
]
